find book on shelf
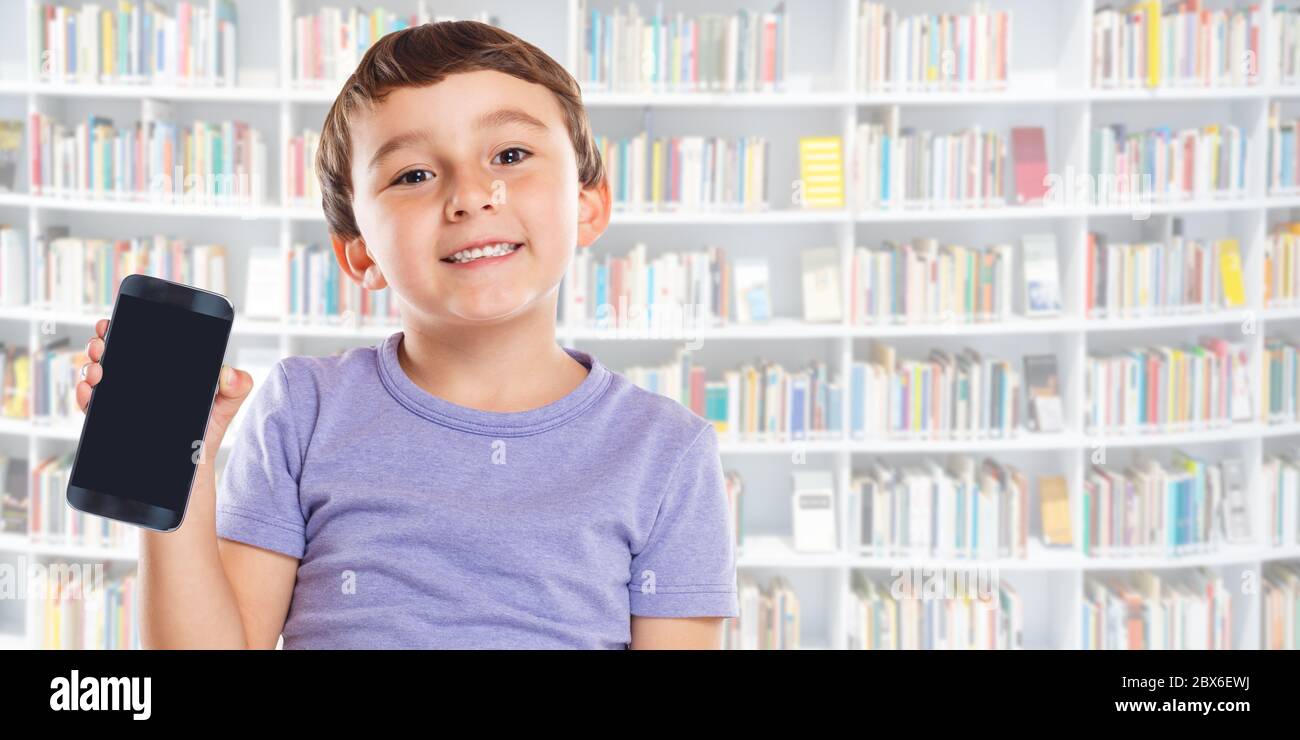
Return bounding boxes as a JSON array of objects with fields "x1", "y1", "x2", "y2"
[
  {"x1": 563, "y1": 242, "x2": 733, "y2": 330},
  {"x1": 0, "y1": 455, "x2": 27, "y2": 535},
  {"x1": 731, "y1": 256, "x2": 771, "y2": 324},
  {"x1": 847, "y1": 571, "x2": 1022, "y2": 650},
  {"x1": 1085, "y1": 336, "x2": 1252, "y2": 434},
  {"x1": 792, "y1": 470, "x2": 836, "y2": 553},
  {"x1": 1086, "y1": 225, "x2": 1245, "y2": 318},
  {"x1": 850, "y1": 341, "x2": 1022, "y2": 441},
  {"x1": 1279, "y1": 5, "x2": 1300, "y2": 85},
  {"x1": 1089, "y1": 122, "x2": 1248, "y2": 203},
  {"x1": 33, "y1": 338, "x2": 89, "y2": 422},
  {"x1": 1262, "y1": 449, "x2": 1300, "y2": 547},
  {"x1": 577, "y1": 1, "x2": 789, "y2": 94},
  {"x1": 28, "y1": 110, "x2": 268, "y2": 206},
  {"x1": 1264, "y1": 561, "x2": 1300, "y2": 650},
  {"x1": 34, "y1": 0, "x2": 239, "y2": 87},
  {"x1": 1082, "y1": 569, "x2": 1231, "y2": 649},
  {"x1": 285, "y1": 129, "x2": 321, "y2": 205},
  {"x1": 1020, "y1": 232, "x2": 1061, "y2": 317},
  {"x1": 1263, "y1": 336, "x2": 1300, "y2": 424},
  {"x1": 30, "y1": 567, "x2": 140, "y2": 650},
  {"x1": 37, "y1": 232, "x2": 228, "y2": 312},
  {"x1": 0, "y1": 120, "x2": 21, "y2": 192},
  {"x1": 1266, "y1": 221, "x2": 1300, "y2": 307},
  {"x1": 726, "y1": 575, "x2": 799, "y2": 650},
  {"x1": 597, "y1": 131, "x2": 769, "y2": 213},
  {"x1": 850, "y1": 239, "x2": 1014, "y2": 325},
  {"x1": 846, "y1": 455, "x2": 1030, "y2": 560},
  {"x1": 1023, "y1": 354, "x2": 1063, "y2": 433},
  {"x1": 292, "y1": 4, "x2": 496, "y2": 88},
  {"x1": 288, "y1": 242, "x2": 400, "y2": 326},
  {"x1": 1039, "y1": 474, "x2": 1072, "y2": 546},
  {"x1": 1083, "y1": 451, "x2": 1241, "y2": 557},
  {"x1": 856, "y1": 1, "x2": 1011, "y2": 93},
  {"x1": 1092, "y1": 1, "x2": 1264, "y2": 89},
  {"x1": 0, "y1": 225, "x2": 28, "y2": 306},
  {"x1": 1268, "y1": 101, "x2": 1300, "y2": 195},
  {"x1": 1010, "y1": 127, "x2": 1048, "y2": 206},
  {"x1": 799, "y1": 247, "x2": 841, "y2": 323},
  {"x1": 853, "y1": 106, "x2": 1009, "y2": 210},
  {"x1": 1, "y1": 343, "x2": 30, "y2": 420},
  {"x1": 797, "y1": 136, "x2": 844, "y2": 209},
  {"x1": 622, "y1": 348, "x2": 841, "y2": 443}
]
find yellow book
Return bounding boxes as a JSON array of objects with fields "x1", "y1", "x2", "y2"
[
  {"x1": 102, "y1": 9, "x2": 114, "y2": 79},
  {"x1": 798, "y1": 136, "x2": 844, "y2": 209},
  {"x1": 1219, "y1": 238, "x2": 1245, "y2": 307},
  {"x1": 1264, "y1": 247, "x2": 1273, "y2": 304},
  {"x1": 1039, "y1": 476, "x2": 1072, "y2": 546},
  {"x1": 1145, "y1": 0, "x2": 1160, "y2": 88}
]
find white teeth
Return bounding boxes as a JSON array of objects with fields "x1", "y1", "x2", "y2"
[{"x1": 447, "y1": 242, "x2": 520, "y2": 263}]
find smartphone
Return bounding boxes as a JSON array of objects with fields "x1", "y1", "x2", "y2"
[{"x1": 66, "y1": 274, "x2": 235, "y2": 532}]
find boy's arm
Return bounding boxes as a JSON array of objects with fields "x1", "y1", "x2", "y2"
[
  {"x1": 216, "y1": 539, "x2": 299, "y2": 649},
  {"x1": 629, "y1": 616, "x2": 724, "y2": 649}
]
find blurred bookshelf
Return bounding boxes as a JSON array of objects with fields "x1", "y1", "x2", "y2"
[{"x1": 0, "y1": 0, "x2": 1298, "y2": 650}]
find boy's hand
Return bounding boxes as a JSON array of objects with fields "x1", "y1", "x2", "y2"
[{"x1": 75, "y1": 318, "x2": 255, "y2": 456}]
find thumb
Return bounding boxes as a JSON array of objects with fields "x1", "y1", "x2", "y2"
[{"x1": 208, "y1": 364, "x2": 253, "y2": 433}]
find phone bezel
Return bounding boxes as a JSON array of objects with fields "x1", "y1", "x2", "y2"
[{"x1": 65, "y1": 273, "x2": 235, "y2": 533}]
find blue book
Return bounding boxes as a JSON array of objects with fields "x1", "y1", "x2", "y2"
[
  {"x1": 828, "y1": 384, "x2": 841, "y2": 435},
  {"x1": 791, "y1": 381, "x2": 805, "y2": 440},
  {"x1": 851, "y1": 363, "x2": 865, "y2": 437}
]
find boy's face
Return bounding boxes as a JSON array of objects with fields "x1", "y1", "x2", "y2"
[{"x1": 336, "y1": 69, "x2": 610, "y2": 325}]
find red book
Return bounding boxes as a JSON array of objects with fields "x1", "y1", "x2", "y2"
[
  {"x1": 1085, "y1": 232, "x2": 1095, "y2": 314},
  {"x1": 1010, "y1": 127, "x2": 1048, "y2": 205},
  {"x1": 29, "y1": 112, "x2": 40, "y2": 194},
  {"x1": 690, "y1": 367, "x2": 706, "y2": 416}
]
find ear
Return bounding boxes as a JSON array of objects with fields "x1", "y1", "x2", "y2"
[
  {"x1": 576, "y1": 177, "x2": 611, "y2": 250},
  {"x1": 330, "y1": 231, "x2": 387, "y2": 290}
]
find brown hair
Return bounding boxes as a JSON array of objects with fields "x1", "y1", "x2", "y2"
[{"x1": 316, "y1": 20, "x2": 605, "y2": 241}]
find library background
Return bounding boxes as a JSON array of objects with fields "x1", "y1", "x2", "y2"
[{"x1": 0, "y1": 0, "x2": 1299, "y2": 651}]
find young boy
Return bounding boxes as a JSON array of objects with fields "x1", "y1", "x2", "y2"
[{"x1": 75, "y1": 21, "x2": 738, "y2": 649}]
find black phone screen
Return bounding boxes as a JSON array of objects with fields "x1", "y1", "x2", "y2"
[{"x1": 69, "y1": 292, "x2": 232, "y2": 513}]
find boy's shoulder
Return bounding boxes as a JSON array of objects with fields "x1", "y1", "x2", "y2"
[
  {"x1": 269, "y1": 343, "x2": 380, "y2": 399},
  {"x1": 600, "y1": 367, "x2": 716, "y2": 450}
]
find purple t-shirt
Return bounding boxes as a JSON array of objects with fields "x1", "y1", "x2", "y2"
[{"x1": 214, "y1": 330, "x2": 739, "y2": 648}]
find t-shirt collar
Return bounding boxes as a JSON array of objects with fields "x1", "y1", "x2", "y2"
[{"x1": 376, "y1": 330, "x2": 612, "y2": 436}]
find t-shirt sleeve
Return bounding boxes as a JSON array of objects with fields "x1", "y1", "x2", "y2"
[
  {"x1": 215, "y1": 360, "x2": 309, "y2": 559},
  {"x1": 628, "y1": 422, "x2": 739, "y2": 618}
]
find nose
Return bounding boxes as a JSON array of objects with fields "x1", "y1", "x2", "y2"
[{"x1": 445, "y1": 170, "x2": 500, "y2": 222}]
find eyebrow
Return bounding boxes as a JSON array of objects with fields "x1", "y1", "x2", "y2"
[{"x1": 366, "y1": 107, "x2": 550, "y2": 174}]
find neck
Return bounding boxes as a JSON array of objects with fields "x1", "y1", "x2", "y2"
[{"x1": 396, "y1": 296, "x2": 588, "y2": 413}]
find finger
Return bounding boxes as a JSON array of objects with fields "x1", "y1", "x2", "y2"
[
  {"x1": 80, "y1": 362, "x2": 103, "y2": 387},
  {"x1": 85, "y1": 336, "x2": 104, "y2": 362},
  {"x1": 216, "y1": 365, "x2": 251, "y2": 400},
  {"x1": 76, "y1": 380, "x2": 91, "y2": 412},
  {"x1": 95, "y1": 318, "x2": 109, "y2": 338}
]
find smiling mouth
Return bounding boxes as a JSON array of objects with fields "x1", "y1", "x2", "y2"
[{"x1": 441, "y1": 242, "x2": 525, "y2": 264}]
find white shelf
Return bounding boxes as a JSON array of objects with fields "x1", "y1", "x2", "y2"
[{"x1": 2, "y1": 0, "x2": 1298, "y2": 651}]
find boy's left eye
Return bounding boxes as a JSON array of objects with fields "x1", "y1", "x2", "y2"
[{"x1": 493, "y1": 147, "x2": 532, "y2": 166}]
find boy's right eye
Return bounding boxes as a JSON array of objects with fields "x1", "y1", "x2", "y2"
[{"x1": 393, "y1": 169, "x2": 434, "y2": 186}]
